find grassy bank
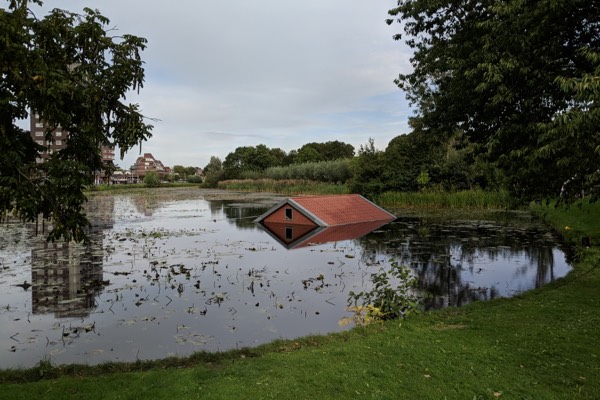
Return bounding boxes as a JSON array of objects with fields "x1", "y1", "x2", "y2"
[
  {"x1": 532, "y1": 199, "x2": 600, "y2": 246},
  {"x1": 1, "y1": 199, "x2": 599, "y2": 399}
]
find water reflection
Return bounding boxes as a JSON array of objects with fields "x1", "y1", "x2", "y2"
[
  {"x1": 27, "y1": 197, "x2": 113, "y2": 318},
  {"x1": 260, "y1": 221, "x2": 390, "y2": 249},
  {"x1": 0, "y1": 190, "x2": 571, "y2": 368},
  {"x1": 358, "y1": 216, "x2": 570, "y2": 309}
]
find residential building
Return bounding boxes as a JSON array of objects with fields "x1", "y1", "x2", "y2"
[
  {"x1": 29, "y1": 112, "x2": 115, "y2": 184},
  {"x1": 30, "y1": 112, "x2": 67, "y2": 164},
  {"x1": 131, "y1": 153, "x2": 167, "y2": 181}
]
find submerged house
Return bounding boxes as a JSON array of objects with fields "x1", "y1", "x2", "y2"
[{"x1": 255, "y1": 194, "x2": 395, "y2": 249}]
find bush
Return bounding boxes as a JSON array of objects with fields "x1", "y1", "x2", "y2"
[
  {"x1": 201, "y1": 170, "x2": 224, "y2": 188},
  {"x1": 347, "y1": 261, "x2": 419, "y2": 321},
  {"x1": 143, "y1": 172, "x2": 160, "y2": 187},
  {"x1": 186, "y1": 175, "x2": 202, "y2": 184}
]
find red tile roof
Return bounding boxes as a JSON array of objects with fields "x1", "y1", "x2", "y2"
[
  {"x1": 288, "y1": 194, "x2": 394, "y2": 226},
  {"x1": 256, "y1": 194, "x2": 394, "y2": 227}
]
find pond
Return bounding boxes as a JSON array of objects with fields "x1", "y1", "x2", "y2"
[{"x1": 0, "y1": 188, "x2": 572, "y2": 368}]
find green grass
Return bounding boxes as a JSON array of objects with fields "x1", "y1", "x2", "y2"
[
  {"x1": 376, "y1": 189, "x2": 520, "y2": 210},
  {"x1": 1, "y1": 196, "x2": 599, "y2": 399},
  {"x1": 531, "y1": 199, "x2": 600, "y2": 246},
  {"x1": 217, "y1": 179, "x2": 349, "y2": 195}
]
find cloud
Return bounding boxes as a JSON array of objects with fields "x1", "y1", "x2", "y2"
[{"x1": 32, "y1": 0, "x2": 414, "y2": 168}]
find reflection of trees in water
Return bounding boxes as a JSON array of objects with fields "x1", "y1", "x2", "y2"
[
  {"x1": 130, "y1": 193, "x2": 164, "y2": 216},
  {"x1": 30, "y1": 197, "x2": 114, "y2": 318},
  {"x1": 358, "y1": 216, "x2": 569, "y2": 310},
  {"x1": 127, "y1": 189, "x2": 208, "y2": 217},
  {"x1": 209, "y1": 200, "x2": 268, "y2": 230}
]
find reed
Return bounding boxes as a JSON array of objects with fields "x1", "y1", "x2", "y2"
[{"x1": 376, "y1": 189, "x2": 520, "y2": 210}]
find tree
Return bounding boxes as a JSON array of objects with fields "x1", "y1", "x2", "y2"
[
  {"x1": 320, "y1": 140, "x2": 355, "y2": 160},
  {"x1": 143, "y1": 171, "x2": 160, "y2": 188},
  {"x1": 349, "y1": 138, "x2": 385, "y2": 197},
  {"x1": 173, "y1": 165, "x2": 186, "y2": 177},
  {"x1": 222, "y1": 144, "x2": 286, "y2": 179},
  {"x1": 184, "y1": 166, "x2": 197, "y2": 177},
  {"x1": 388, "y1": 0, "x2": 600, "y2": 201},
  {"x1": 202, "y1": 156, "x2": 223, "y2": 187},
  {"x1": 295, "y1": 145, "x2": 323, "y2": 164},
  {"x1": 222, "y1": 146, "x2": 257, "y2": 179},
  {"x1": 296, "y1": 141, "x2": 355, "y2": 164},
  {"x1": 1, "y1": 1, "x2": 152, "y2": 241}
]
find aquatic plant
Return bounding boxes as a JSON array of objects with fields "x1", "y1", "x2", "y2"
[{"x1": 347, "y1": 260, "x2": 419, "y2": 322}]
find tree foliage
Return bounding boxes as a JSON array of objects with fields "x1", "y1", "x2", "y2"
[
  {"x1": 222, "y1": 144, "x2": 286, "y2": 179},
  {"x1": 388, "y1": 0, "x2": 600, "y2": 201},
  {"x1": 348, "y1": 138, "x2": 385, "y2": 198},
  {"x1": 294, "y1": 141, "x2": 355, "y2": 164},
  {"x1": 201, "y1": 156, "x2": 223, "y2": 188},
  {"x1": 173, "y1": 165, "x2": 197, "y2": 179},
  {"x1": 0, "y1": 1, "x2": 152, "y2": 241},
  {"x1": 221, "y1": 141, "x2": 355, "y2": 181},
  {"x1": 143, "y1": 171, "x2": 160, "y2": 187}
]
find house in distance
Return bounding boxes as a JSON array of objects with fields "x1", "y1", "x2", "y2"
[{"x1": 255, "y1": 194, "x2": 395, "y2": 249}]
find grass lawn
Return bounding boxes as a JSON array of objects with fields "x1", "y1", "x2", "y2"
[{"x1": 1, "y1": 200, "x2": 599, "y2": 399}]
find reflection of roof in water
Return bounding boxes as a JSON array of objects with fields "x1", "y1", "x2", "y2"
[{"x1": 259, "y1": 220, "x2": 392, "y2": 249}]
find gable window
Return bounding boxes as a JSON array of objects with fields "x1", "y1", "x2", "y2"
[
  {"x1": 285, "y1": 207, "x2": 293, "y2": 220},
  {"x1": 285, "y1": 227, "x2": 293, "y2": 240}
]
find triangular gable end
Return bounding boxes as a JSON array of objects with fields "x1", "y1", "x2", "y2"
[{"x1": 254, "y1": 199, "x2": 326, "y2": 227}]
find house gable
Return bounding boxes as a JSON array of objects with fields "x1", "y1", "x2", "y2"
[
  {"x1": 259, "y1": 222, "x2": 319, "y2": 247},
  {"x1": 260, "y1": 203, "x2": 319, "y2": 227}
]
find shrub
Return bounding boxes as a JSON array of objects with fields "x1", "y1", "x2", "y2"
[
  {"x1": 143, "y1": 172, "x2": 160, "y2": 188},
  {"x1": 186, "y1": 175, "x2": 202, "y2": 184},
  {"x1": 347, "y1": 260, "x2": 419, "y2": 321}
]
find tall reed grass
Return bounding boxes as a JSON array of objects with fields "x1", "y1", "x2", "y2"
[
  {"x1": 375, "y1": 189, "x2": 520, "y2": 209},
  {"x1": 217, "y1": 179, "x2": 349, "y2": 195}
]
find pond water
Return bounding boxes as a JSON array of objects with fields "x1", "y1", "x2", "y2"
[{"x1": 0, "y1": 189, "x2": 572, "y2": 368}]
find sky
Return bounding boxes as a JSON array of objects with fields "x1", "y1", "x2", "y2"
[{"x1": 30, "y1": 0, "x2": 414, "y2": 169}]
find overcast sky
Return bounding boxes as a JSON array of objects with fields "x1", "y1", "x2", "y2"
[{"x1": 33, "y1": 0, "x2": 413, "y2": 169}]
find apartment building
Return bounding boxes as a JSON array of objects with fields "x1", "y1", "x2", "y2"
[
  {"x1": 30, "y1": 112, "x2": 115, "y2": 183},
  {"x1": 30, "y1": 112, "x2": 68, "y2": 164},
  {"x1": 131, "y1": 153, "x2": 167, "y2": 181}
]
